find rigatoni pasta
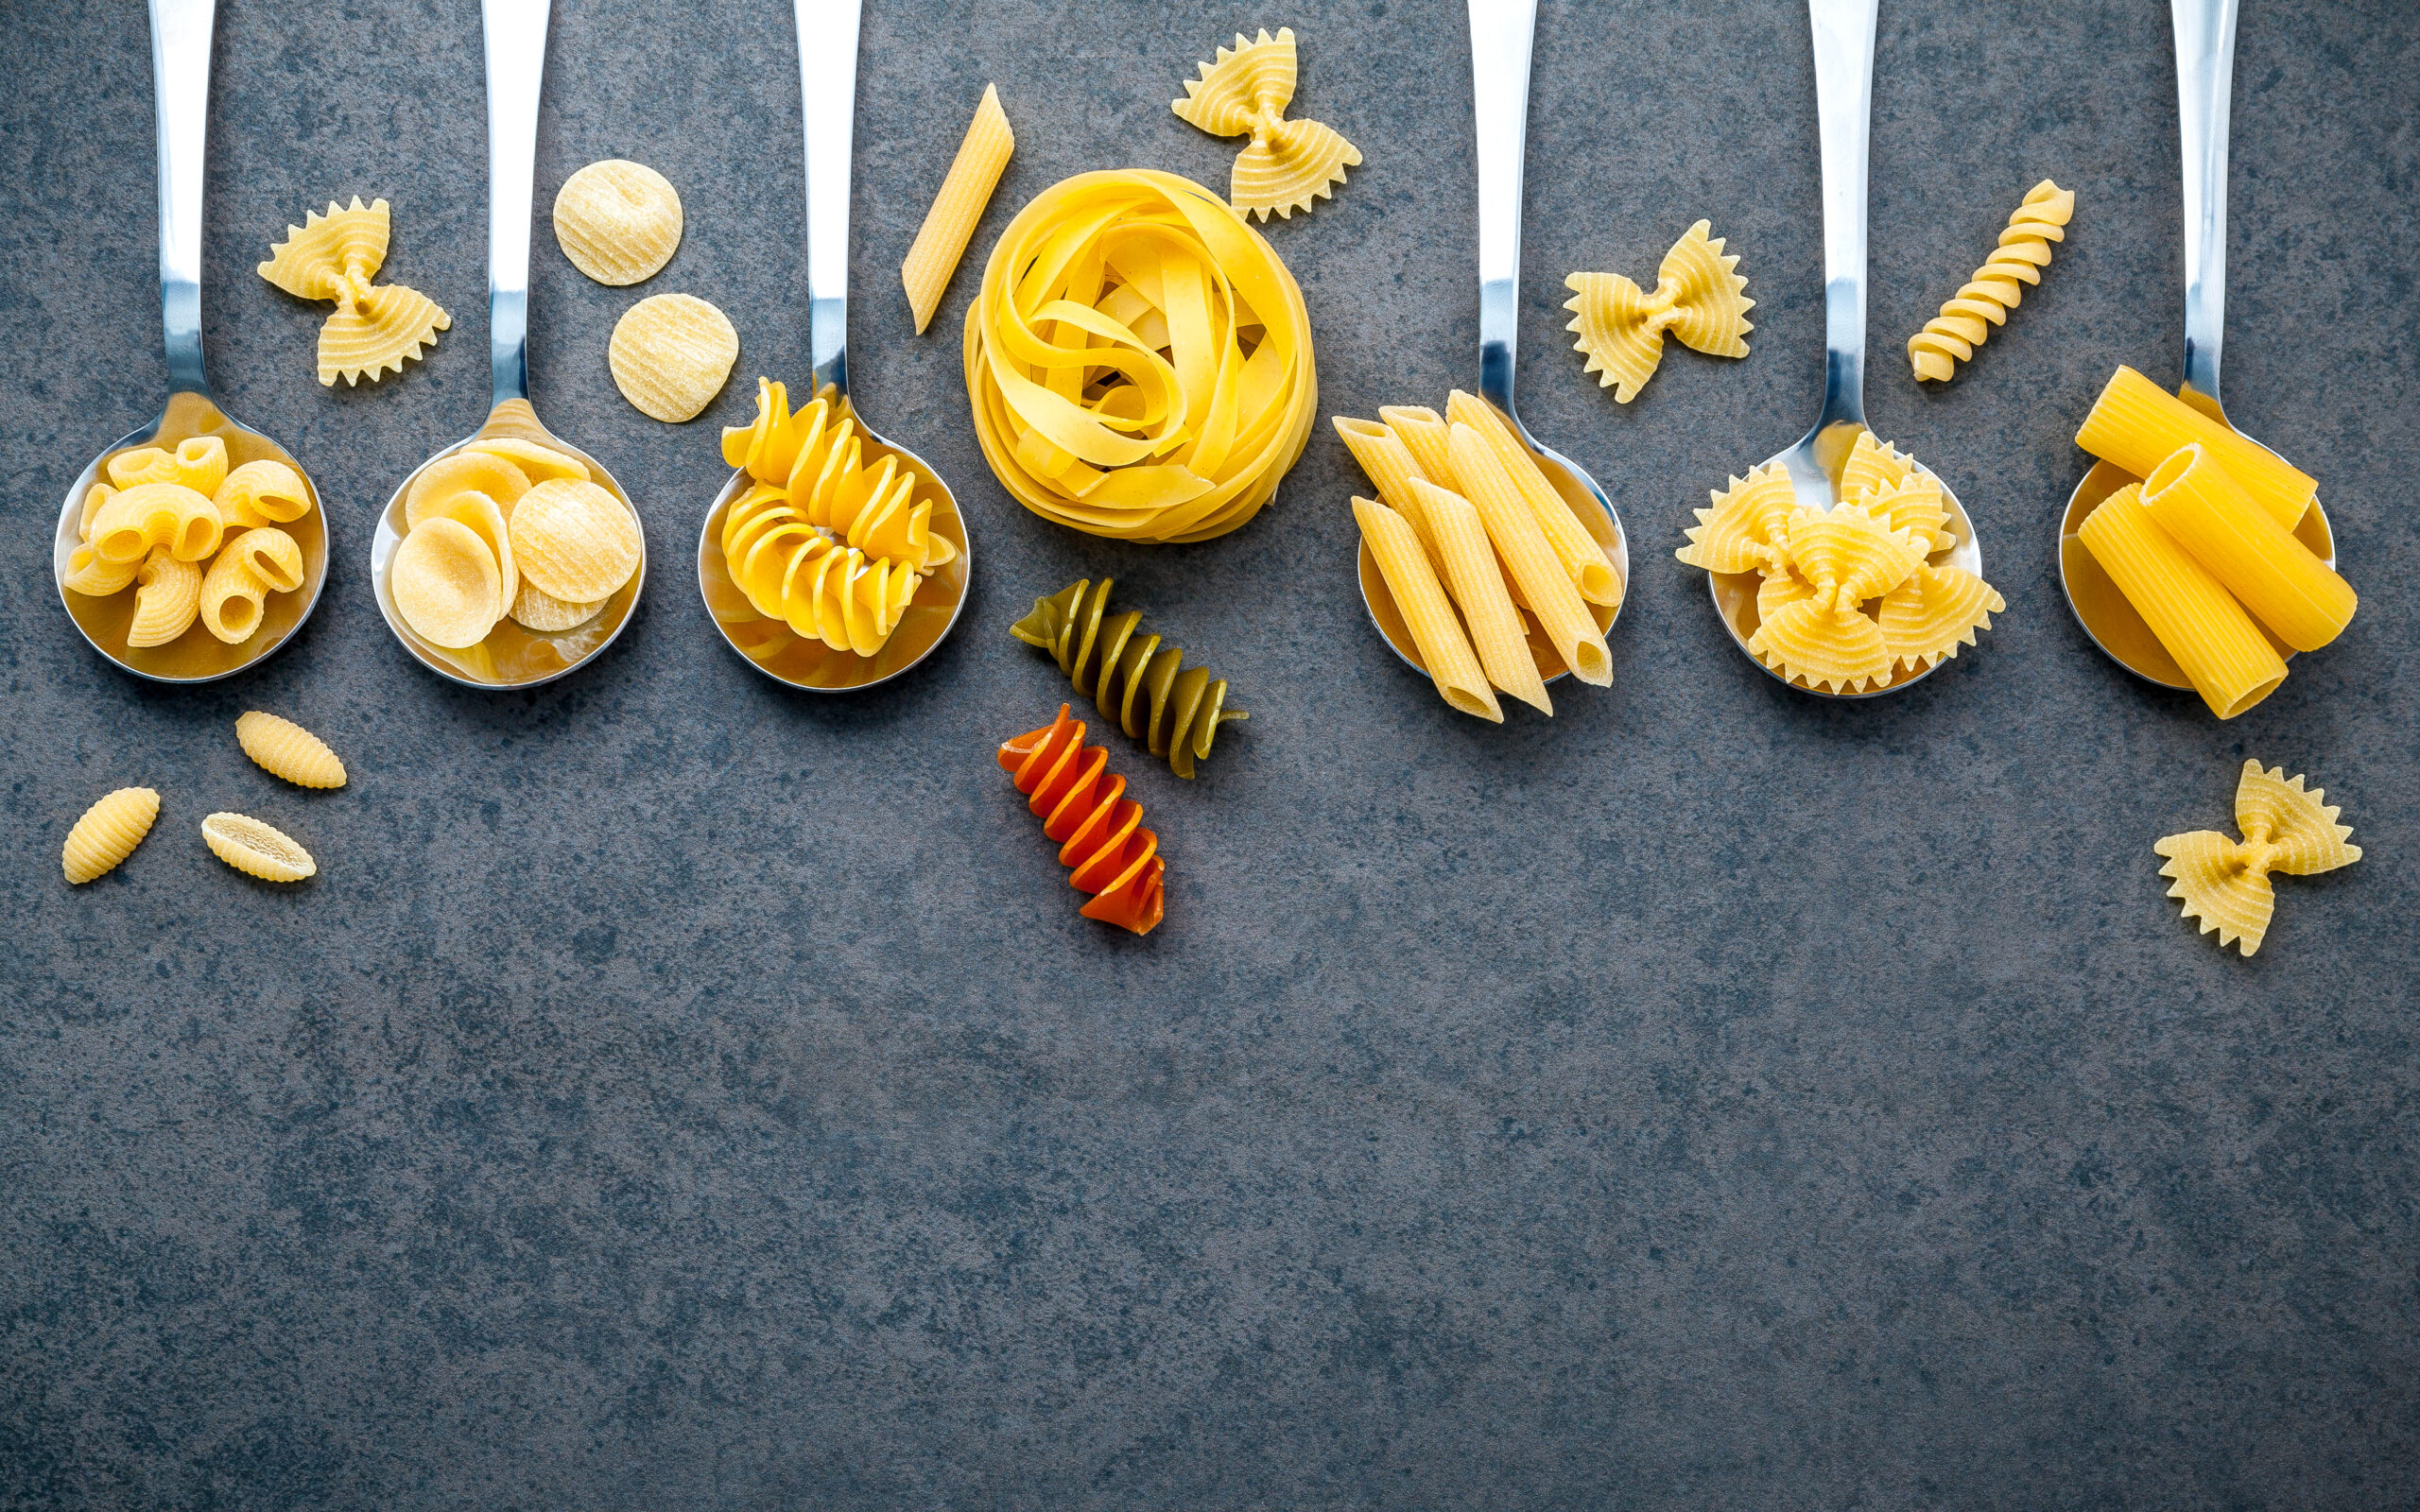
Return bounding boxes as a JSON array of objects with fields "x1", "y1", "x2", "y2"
[
  {"x1": 902, "y1": 84, "x2": 1013, "y2": 335},
  {"x1": 2075, "y1": 366, "x2": 2314, "y2": 528},
  {"x1": 2077, "y1": 482, "x2": 2285, "y2": 719},
  {"x1": 2139, "y1": 443, "x2": 2355, "y2": 653}
]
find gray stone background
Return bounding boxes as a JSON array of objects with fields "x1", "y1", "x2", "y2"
[{"x1": 4, "y1": 0, "x2": 2415, "y2": 1505}]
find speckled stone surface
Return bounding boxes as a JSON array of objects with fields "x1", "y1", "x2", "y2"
[{"x1": 4, "y1": 1, "x2": 2416, "y2": 1505}]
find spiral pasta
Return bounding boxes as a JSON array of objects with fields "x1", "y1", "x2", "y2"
[
  {"x1": 62, "y1": 786, "x2": 159, "y2": 884},
  {"x1": 1011, "y1": 577, "x2": 1247, "y2": 780},
  {"x1": 997, "y1": 703, "x2": 1166, "y2": 936},
  {"x1": 1908, "y1": 180, "x2": 2074, "y2": 384},
  {"x1": 963, "y1": 168, "x2": 1317, "y2": 543}
]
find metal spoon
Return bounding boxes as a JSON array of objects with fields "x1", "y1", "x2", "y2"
[
  {"x1": 1357, "y1": 0, "x2": 1627, "y2": 686},
  {"x1": 370, "y1": 0, "x2": 646, "y2": 691},
  {"x1": 53, "y1": 0, "x2": 331, "y2": 685},
  {"x1": 1703, "y1": 0, "x2": 1983, "y2": 699},
  {"x1": 695, "y1": 0, "x2": 971, "y2": 692},
  {"x1": 2058, "y1": 0, "x2": 2335, "y2": 685}
]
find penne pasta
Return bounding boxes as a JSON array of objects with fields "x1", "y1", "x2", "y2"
[
  {"x1": 2078, "y1": 483, "x2": 2285, "y2": 719},
  {"x1": 902, "y1": 84, "x2": 1014, "y2": 335},
  {"x1": 2074, "y1": 366, "x2": 2314, "y2": 529},
  {"x1": 1445, "y1": 422, "x2": 1612, "y2": 686},
  {"x1": 1411, "y1": 478, "x2": 1549, "y2": 714},
  {"x1": 2140, "y1": 443, "x2": 2355, "y2": 654},
  {"x1": 1379, "y1": 404, "x2": 1454, "y2": 483},
  {"x1": 1444, "y1": 389, "x2": 1621, "y2": 607},
  {"x1": 1334, "y1": 417, "x2": 1445, "y2": 578},
  {"x1": 1354, "y1": 496, "x2": 1500, "y2": 723}
]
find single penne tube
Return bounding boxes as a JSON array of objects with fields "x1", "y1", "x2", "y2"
[
  {"x1": 2079, "y1": 483, "x2": 2287, "y2": 719},
  {"x1": 2074, "y1": 366, "x2": 2314, "y2": 529},
  {"x1": 1445, "y1": 422, "x2": 1612, "y2": 686},
  {"x1": 1334, "y1": 417, "x2": 1445, "y2": 576},
  {"x1": 902, "y1": 84, "x2": 1015, "y2": 335},
  {"x1": 1353, "y1": 497, "x2": 1501, "y2": 723},
  {"x1": 1444, "y1": 388, "x2": 1621, "y2": 606},
  {"x1": 2140, "y1": 443, "x2": 2356, "y2": 653},
  {"x1": 1410, "y1": 478, "x2": 1550, "y2": 714},
  {"x1": 1379, "y1": 404, "x2": 1455, "y2": 482}
]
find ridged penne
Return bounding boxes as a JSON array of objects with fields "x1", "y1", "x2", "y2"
[
  {"x1": 1411, "y1": 478, "x2": 1547, "y2": 715},
  {"x1": 1334, "y1": 416, "x2": 1446, "y2": 577},
  {"x1": 902, "y1": 84, "x2": 1013, "y2": 335},
  {"x1": 1445, "y1": 422, "x2": 1610, "y2": 686},
  {"x1": 1355, "y1": 496, "x2": 1499, "y2": 723},
  {"x1": 127, "y1": 548, "x2": 203, "y2": 648},
  {"x1": 1444, "y1": 390, "x2": 1621, "y2": 608}
]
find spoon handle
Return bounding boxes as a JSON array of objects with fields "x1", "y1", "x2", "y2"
[
  {"x1": 483, "y1": 0, "x2": 550, "y2": 409},
  {"x1": 2174, "y1": 0, "x2": 2237, "y2": 405},
  {"x1": 1808, "y1": 0, "x2": 1876, "y2": 431},
  {"x1": 1468, "y1": 0, "x2": 1536, "y2": 411},
  {"x1": 149, "y1": 0, "x2": 214, "y2": 394},
  {"x1": 796, "y1": 0, "x2": 860, "y2": 395}
]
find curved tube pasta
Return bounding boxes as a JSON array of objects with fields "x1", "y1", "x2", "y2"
[
  {"x1": 62, "y1": 786, "x2": 160, "y2": 884},
  {"x1": 215, "y1": 459, "x2": 315, "y2": 527},
  {"x1": 1909, "y1": 180, "x2": 2073, "y2": 384},
  {"x1": 963, "y1": 168, "x2": 1317, "y2": 543},
  {"x1": 108, "y1": 435, "x2": 228, "y2": 495},
  {"x1": 62, "y1": 543, "x2": 142, "y2": 597},
  {"x1": 199, "y1": 528, "x2": 304, "y2": 644},
  {"x1": 997, "y1": 704, "x2": 1165, "y2": 936},
  {"x1": 90, "y1": 483, "x2": 221, "y2": 565},
  {"x1": 127, "y1": 547, "x2": 203, "y2": 647},
  {"x1": 1011, "y1": 577, "x2": 1247, "y2": 779}
]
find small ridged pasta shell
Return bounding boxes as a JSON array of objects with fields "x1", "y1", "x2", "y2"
[
  {"x1": 201, "y1": 812, "x2": 317, "y2": 882},
  {"x1": 128, "y1": 547, "x2": 203, "y2": 647},
  {"x1": 62, "y1": 786, "x2": 160, "y2": 884},
  {"x1": 552, "y1": 160, "x2": 683, "y2": 285},
  {"x1": 235, "y1": 711, "x2": 347, "y2": 789},
  {"x1": 608, "y1": 293, "x2": 737, "y2": 422}
]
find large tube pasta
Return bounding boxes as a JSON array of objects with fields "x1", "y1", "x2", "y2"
[
  {"x1": 1445, "y1": 423, "x2": 1611, "y2": 686},
  {"x1": 1334, "y1": 417, "x2": 1445, "y2": 577},
  {"x1": 2079, "y1": 483, "x2": 2286, "y2": 719},
  {"x1": 2075, "y1": 366, "x2": 2314, "y2": 529},
  {"x1": 1353, "y1": 497, "x2": 1500, "y2": 723},
  {"x1": 2141, "y1": 443, "x2": 2355, "y2": 653},
  {"x1": 1411, "y1": 479, "x2": 1548, "y2": 715},
  {"x1": 1443, "y1": 390, "x2": 1621, "y2": 607}
]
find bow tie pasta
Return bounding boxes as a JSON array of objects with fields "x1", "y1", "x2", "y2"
[
  {"x1": 258, "y1": 197, "x2": 450, "y2": 386},
  {"x1": 1564, "y1": 220, "x2": 1754, "y2": 404},
  {"x1": 1172, "y1": 27, "x2": 1360, "y2": 221},
  {"x1": 2156, "y1": 760, "x2": 2361, "y2": 956}
]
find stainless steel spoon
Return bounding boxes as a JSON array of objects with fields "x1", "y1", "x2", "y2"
[
  {"x1": 2058, "y1": 0, "x2": 2335, "y2": 685},
  {"x1": 1357, "y1": 0, "x2": 1628, "y2": 686},
  {"x1": 53, "y1": 0, "x2": 331, "y2": 684},
  {"x1": 370, "y1": 0, "x2": 646, "y2": 691},
  {"x1": 695, "y1": 0, "x2": 972, "y2": 692},
  {"x1": 1706, "y1": 0, "x2": 1984, "y2": 699}
]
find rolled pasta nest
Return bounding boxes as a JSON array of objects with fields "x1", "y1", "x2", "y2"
[{"x1": 962, "y1": 168, "x2": 1317, "y2": 544}]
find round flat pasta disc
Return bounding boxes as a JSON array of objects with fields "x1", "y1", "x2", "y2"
[
  {"x1": 510, "y1": 579, "x2": 604, "y2": 633},
  {"x1": 609, "y1": 293, "x2": 737, "y2": 423},
  {"x1": 553, "y1": 160, "x2": 683, "y2": 285},
  {"x1": 466, "y1": 437, "x2": 590, "y2": 484},
  {"x1": 391, "y1": 515, "x2": 504, "y2": 649},
  {"x1": 510, "y1": 478, "x2": 642, "y2": 604}
]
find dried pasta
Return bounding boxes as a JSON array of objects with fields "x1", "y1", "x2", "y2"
[
  {"x1": 1413, "y1": 477, "x2": 1549, "y2": 715},
  {"x1": 201, "y1": 812, "x2": 316, "y2": 883},
  {"x1": 1011, "y1": 578, "x2": 1248, "y2": 778},
  {"x1": 466, "y1": 438, "x2": 589, "y2": 484},
  {"x1": 997, "y1": 703, "x2": 1166, "y2": 935},
  {"x1": 199, "y1": 528, "x2": 304, "y2": 644},
  {"x1": 90, "y1": 483, "x2": 220, "y2": 565},
  {"x1": 109, "y1": 436, "x2": 228, "y2": 496},
  {"x1": 510, "y1": 580, "x2": 603, "y2": 633},
  {"x1": 963, "y1": 168, "x2": 1317, "y2": 543},
  {"x1": 609, "y1": 293, "x2": 737, "y2": 422},
  {"x1": 390, "y1": 515, "x2": 503, "y2": 649},
  {"x1": 236, "y1": 711, "x2": 346, "y2": 789},
  {"x1": 2156, "y1": 759, "x2": 2360, "y2": 956},
  {"x1": 62, "y1": 541, "x2": 141, "y2": 597},
  {"x1": 62, "y1": 786, "x2": 159, "y2": 885},
  {"x1": 128, "y1": 547, "x2": 203, "y2": 648},
  {"x1": 216, "y1": 459, "x2": 314, "y2": 528},
  {"x1": 1353, "y1": 497, "x2": 1500, "y2": 723},
  {"x1": 2075, "y1": 366, "x2": 2314, "y2": 529},
  {"x1": 1446, "y1": 423, "x2": 1610, "y2": 686},
  {"x1": 1564, "y1": 220, "x2": 1754, "y2": 403},
  {"x1": 1171, "y1": 27, "x2": 1360, "y2": 220},
  {"x1": 2140, "y1": 442, "x2": 2355, "y2": 653},
  {"x1": 1332, "y1": 417, "x2": 1445, "y2": 576},
  {"x1": 902, "y1": 84, "x2": 1013, "y2": 335},
  {"x1": 1908, "y1": 180, "x2": 2074, "y2": 384},
  {"x1": 552, "y1": 160, "x2": 683, "y2": 286},
  {"x1": 257, "y1": 197, "x2": 451, "y2": 386},
  {"x1": 510, "y1": 480, "x2": 640, "y2": 606},
  {"x1": 1443, "y1": 391, "x2": 1621, "y2": 608},
  {"x1": 2078, "y1": 482, "x2": 2285, "y2": 719}
]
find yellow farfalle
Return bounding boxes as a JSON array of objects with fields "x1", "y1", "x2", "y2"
[
  {"x1": 1675, "y1": 464, "x2": 1795, "y2": 575},
  {"x1": 2156, "y1": 760, "x2": 2360, "y2": 957},
  {"x1": 1749, "y1": 597, "x2": 1893, "y2": 694},
  {"x1": 257, "y1": 197, "x2": 451, "y2": 386},
  {"x1": 1564, "y1": 220, "x2": 1753, "y2": 403},
  {"x1": 1172, "y1": 27, "x2": 1360, "y2": 220},
  {"x1": 1878, "y1": 563, "x2": 2003, "y2": 672}
]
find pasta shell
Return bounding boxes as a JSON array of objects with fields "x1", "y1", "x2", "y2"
[
  {"x1": 62, "y1": 786, "x2": 159, "y2": 884},
  {"x1": 127, "y1": 547, "x2": 202, "y2": 647},
  {"x1": 235, "y1": 712, "x2": 347, "y2": 789},
  {"x1": 201, "y1": 812, "x2": 317, "y2": 883}
]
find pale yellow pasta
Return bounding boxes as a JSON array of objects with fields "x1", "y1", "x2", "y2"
[
  {"x1": 1445, "y1": 422, "x2": 1610, "y2": 686},
  {"x1": 235, "y1": 711, "x2": 347, "y2": 789},
  {"x1": 390, "y1": 516, "x2": 503, "y2": 649},
  {"x1": 465, "y1": 438, "x2": 588, "y2": 484},
  {"x1": 62, "y1": 544, "x2": 141, "y2": 597},
  {"x1": 108, "y1": 436, "x2": 228, "y2": 495},
  {"x1": 610, "y1": 293, "x2": 738, "y2": 422},
  {"x1": 510, "y1": 479, "x2": 641, "y2": 604},
  {"x1": 78, "y1": 482, "x2": 114, "y2": 540},
  {"x1": 406, "y1": 452, "x2": 531, "y2": 527},
  {"x1": 1354, "y1": 496, "x2": 1499, "y2": 723},
  {"x1": 1443, "y1": 390, "x2": 1621, "y2": 607},
  {"x1": 198, "y1": 528, "x2": 304, "y2": 644},
  {"x1": 1564, "y1": 219, "x2": 1754, "y2": 403},
  {"x1": 1878, "y1": 564, "x2": 2004, "y2": 673},
  {"x1": 62, "y1": 786, "x2": 159, "y2": 884},
  {"x1": 510, "y1": 580, "x2": 603, "y2": 633},
  {"x1": 2140, "y1": 442, "x2": 2355, "y2": 653},
  {"x1": 1747, "y1": 507, "x2": 1925, "y2": 692},
  {"x1": 2078, "y1": 482, "x2": 2285, "y2": 719},
  {"x1": 1909, "y1": 180, "x2": 2074, "y2": 383},
  {"x1": 422, "y1": 491, "x2": 517, "y2": 617},
  {"x1": 1173, "y1": 28, "x2": 1360, "y2": 220},
  {"x1": 90, "y1": 482, "x2": 220, "y2": 565},
  {"x1": 257, "y1": 197, "x2": 451, "y2": 385},
  {"x1": 902, "y1": 83, "x2": 1013, "y2": 335},
  {"x1": 2156, "y1": 759, "x2": 2360, "y2": 956},
  {"x1": 1379, "y1": 405, "x2": 1454, "y2": 484},
  {"x1": 127, "y1": 547, "x2": 202, "y2": 647},
  {"x1": 215, "y1": 459, "x2": 314, "y2": 528},
  {"x1": 201, "y1": 812, "x2": 317, "y2": 883},
  {"x1": 2075, "y1": 365, "x2": 2313, "y2": 528},
  {"x1": 1410, "y1": 478, "x2": 1548, "y2": 715},
  {"x1": 1333, "y1": 416, "x2": 1445, "y2": 577},
  {"x1": 552, "y1": 160, "x2": 683, "y2": 286}
]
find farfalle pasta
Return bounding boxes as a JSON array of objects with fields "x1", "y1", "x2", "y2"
[
  {"x1": 1909, "y1": 180, "x2": 2074, "y2": 384},
  {"x1": 2157, "y1": 760, "x2": 2360, "y2": 956},
  {"x1": 1676, "y1": 432, "x2": 2003, "y2": 693},
  {"x1": 963, "y1": 169, "x2": 1317, "y2": 543},
  {"x1": 1564, "y1": 221, "x2": 1754, "y2": 403},
  {"x1": 1011, "y1": 578, "x2": 1248, "y2": 779},
  {"x1": 1172, "y1": 27, "x2": 1359, "y2": 221},
  {"x1": 258, "y1": 197, "x2": 451, "y2": 386},
  {"x1": 997, "y1": 703, "x2": 1166, "y2": 936}
]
